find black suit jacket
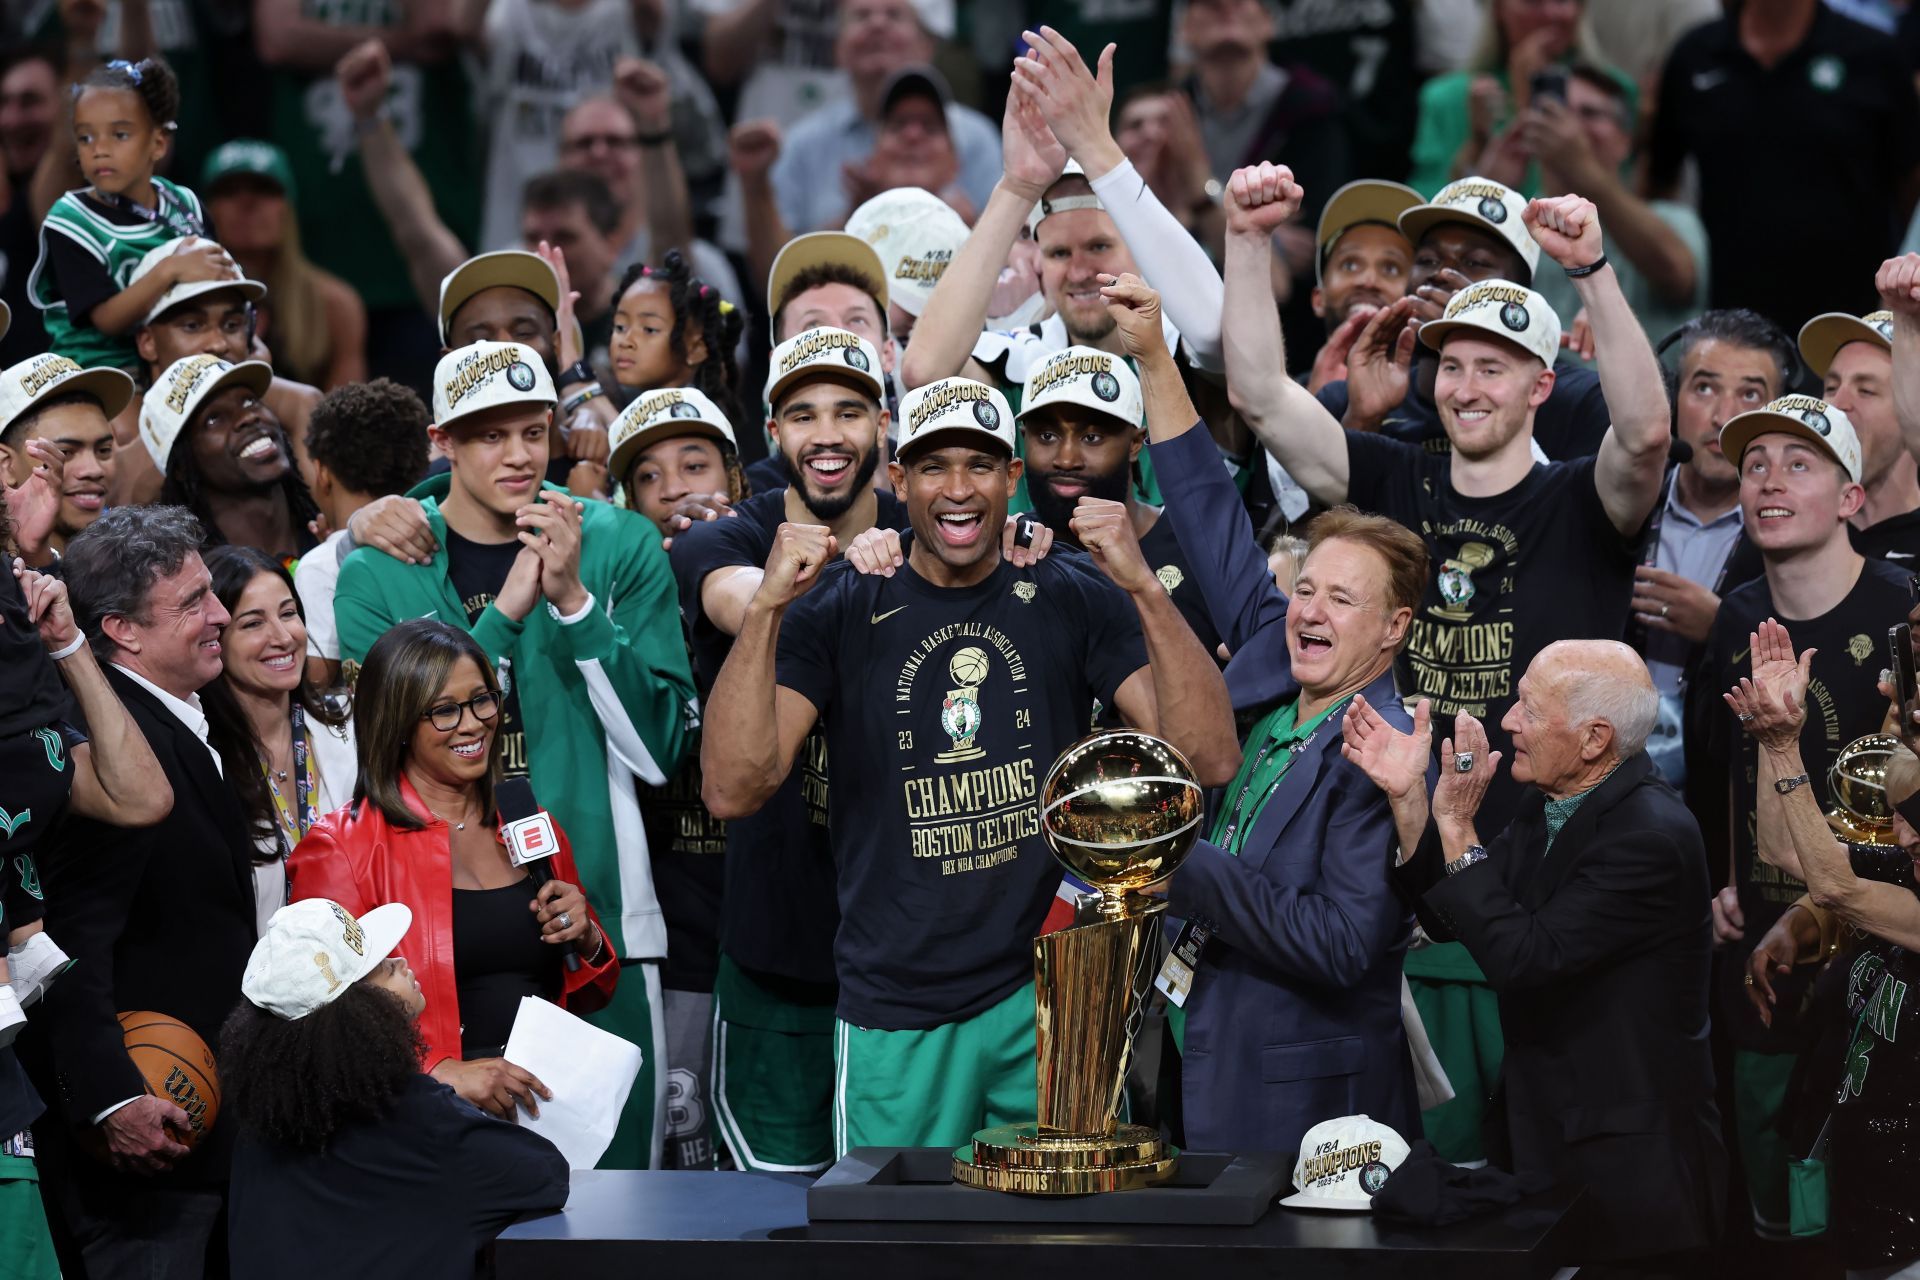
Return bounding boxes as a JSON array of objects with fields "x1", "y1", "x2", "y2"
[
  {"x1": 1395, "y1": 753, "x2": 1726, "y2": 1259},
  {"x1": 38, "y1": 667, "x2": 257, "y2": 1185}
]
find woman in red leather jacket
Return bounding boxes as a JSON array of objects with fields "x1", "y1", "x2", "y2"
[{"x1": 290, "y1": 619, "x2": 618, "y2": 1119}]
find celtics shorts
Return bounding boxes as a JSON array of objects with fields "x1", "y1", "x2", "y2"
[
  {"x1": 711, "y1": 954, "x2": 836, "y2": 1173},
  {"x1": 834, "y1": 981, "x2": 1036, "y2": 1158},
  {"x1": 0, "y1": 1150, "x2": 58, "y2": 1280},
  {"x1": 582, "y1": 960, "x2": 666, "y2": 1170},
  {"x1": 1732, "y1": 1047, "x2": 1797, "y2": 1236}
]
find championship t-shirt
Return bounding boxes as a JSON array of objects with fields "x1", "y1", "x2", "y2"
[
  {"x1": 1690, "y1": 559, "x2": 1909, "y2": 1052},
  {"x1": 668, "y1": 487, "x2": 910, "y2": 985},
  {"x1": 443, "y1": 529, "x2": 529, "y2": 780},
  {"x1": 775, "y1": 552, "x2": 1147, "y2": 1030},
  {"x1": 640, "y1": 728, "x2": 726, "y2": 993},
  {"x1": 1345, "y1": 434, "x2": 1640, "y2": 835}
]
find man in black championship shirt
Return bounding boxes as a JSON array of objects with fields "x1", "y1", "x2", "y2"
[{"x1": 700, "y1": 372, "x2": 1236, "y2": 1155}]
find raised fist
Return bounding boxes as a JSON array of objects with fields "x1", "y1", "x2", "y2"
[
  {"x1": 729, "y1": 120, "x2": 782, "y2": 182},
  {"x1": 336, "y1": 39, "x2": 393, "y2": 123},
  {"x1": 1523, "y1": 194, "x2": 1604, "y2": 272},
  {"x1": 1876, "y1": 253, "x2": 1920, "y2": 321},
  {"x1": 1223, "y1": 162, "x2": 1304, "y2": 240}
]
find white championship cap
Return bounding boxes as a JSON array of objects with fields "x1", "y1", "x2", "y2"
[
  {"x1": 1719, "y1": 394, "x2": 1863, "y2": 484},
  {"x1": 0, "y1": 353, "x2": 133, "y2": 442},
  {"x1": 896, "y1": 376, "x2": 1015, "y2": 459},
  {"x1": 1017, "y1": 346, "x2": 1143, "y2": 430},
  {"x1": 609, "y1": 385, "x2": 738, "y2": 480},
  {"x1": 847, "y1": 187, "x2": 970, "y2": 318},
  {"x1": 763, "y1": 326, "x2": 886, "y2": 410},
  {"x1": 432, "y1": 341, "x2": 556, "y2": 430},
  {"x1": 1280, "y1": 1115, "x2": 1411, "y2": 1211},
  {"x1": 242, "y1": 898, "x2": 413, "y2": 1021},
  {"x1": 140, "y1": 354, "x2": 274, "y2": 471},
  {"x1": 1799, "y1": 310, "x2": 1894, "y2": 379},
  {"x1": 129, "y1": 236, "x2": 267, "y2": 327},
  {"x1": 438, "y1": 251, "x2": 563, "y2": 346},
  {"x1": 1399, "y1": 176, "x2": 1540, "y2": 283},
  {"x1": 1418, "y1": 279, "x2": 1562, "y2": 368}
]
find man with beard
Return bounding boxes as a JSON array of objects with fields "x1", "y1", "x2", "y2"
[
  {"x1": 141, "y1": 354, "x2": 319, "y2": 563},
  {"x1": 0, "y1": 353, "x2": 134, "y2": 562}
]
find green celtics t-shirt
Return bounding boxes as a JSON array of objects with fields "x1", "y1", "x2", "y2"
[
  {"x1": 775, "y1": 551, "x2": 1147, "y2": 1031},
  {"x1": 271, "y1": 0, "x2": 480, "y2": 310}
]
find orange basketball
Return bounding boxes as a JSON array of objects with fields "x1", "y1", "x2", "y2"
[{"x1": 116, "y1": 1011, "x2": 220, "y2": 1149}]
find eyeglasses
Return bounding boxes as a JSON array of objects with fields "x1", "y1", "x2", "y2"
[
  {"x1": 420, "y1": 692, "x2": 501, "y2": 732},
  {"x1": 561, "y1": 133, "x2": 639, "y2": 154}
]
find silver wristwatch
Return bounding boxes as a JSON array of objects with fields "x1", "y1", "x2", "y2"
[{"x1": 1445, "y1": 844, "x2": 1490, "y2": 877}]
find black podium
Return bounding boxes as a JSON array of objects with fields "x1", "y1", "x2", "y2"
[{"x1": 490, "y1": 1167, "x2": 1588, "y2": 1280}]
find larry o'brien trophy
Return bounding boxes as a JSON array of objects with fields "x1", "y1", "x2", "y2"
[
  {"x1": 1827, "y1": 733, "x2": 1902, "y2": 844},
  {"x1": 952, "y1": 729, "x2": 1203, "y2": 1195}
]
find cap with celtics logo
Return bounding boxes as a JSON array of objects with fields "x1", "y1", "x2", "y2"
[
  {"x1": 432, "y1": 341, "x2": 556, "y2": 430},
  {"x1": 140, "y1": 355, "x2": 274, "y2": 471},
  {"x1": 1417, "y1": 278, "x2": 1561, "y2": 368},
  {"x1": 1399, "y1": 175, "x2": 1540, "y2": 284},
  {"x1": 1799, "y1": 310, "x2": 1895, "y2": 379},
  {"x1": 1719, "y1": 394, "x2": 1863, "y2": 484},
  {"x1": 764, "y1": 326, "x2": 886, "y2": 411},
  {"x1": 130, "y1": 236, "x2": 268, "y2": 327},
  {"x1": 847, "y1": 186, "x2": 970, "y2": 319},
  {"x1": 1016, "y1": 345, "x2": 1143, "y2": 430},
  {"x1": 609, "y1": 386, "x2": 738, "y2": 479},
  {"x1": 0, "y1": 353, "x2": 134, "y2": 444},
  {"x1": 896, "y1": 376, "x2": 1015, "y2": 460},
  {"x1": 1280, "y1": 1115, "x2": 1411, "y2": 1211}
]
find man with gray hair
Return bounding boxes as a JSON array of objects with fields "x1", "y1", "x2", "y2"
[
  {"x1": 35, "y1": 504, "x2": 257, "y2": 1276},
  {"x1": 1342, "y1": 639, "x2": 1725, "y2": 1270}
]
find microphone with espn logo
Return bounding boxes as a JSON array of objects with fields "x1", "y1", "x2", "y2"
[{"x1": 498, "y1": 777, "x2": 581, "y2": 973}]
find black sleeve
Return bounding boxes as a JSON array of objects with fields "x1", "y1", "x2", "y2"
[
  {"x1": 1073, "y1": 564, "x2": 1149, "y2": 710},
  {"x1": 1536, "y1": 366, "x2": 1613, "y2": 461},
  {"x1": 773, "y1": 569, "x2": 847, "y2": 717},
  {"x1": 435, "y1": 1093, "x2": 570, "y2": 1235},
  {"x1": 1342, "y1": 429, "x2": 1425, "y2": 517},
  {"x1": 1684, "y1": 607, "x2": 1733, "y2": 884},
  {"x1": 668, "y1": 504, "x2": 773, "y2": 624},
  {"x1": 40, "y1": 230, "x2": 120, "y2": 326}
]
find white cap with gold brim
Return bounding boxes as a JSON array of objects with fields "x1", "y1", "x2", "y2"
[
  {"x1": 763, "y1": 327, "x2": 886, "y2": 411},
  {"x1": 1719, "y1": 394, "x2": 1863, "y2": 485},
  {"x1": 1399, "y1": 176, "x2": 1540, "y2": 284},
  {"x1": 0, "y1": 353, "x2": 133, "y2": 442},
  {"x1": 1798, "y1": 310, "x2": 1894, "y2": 379},
  {"x1": 1416, "y1": 279, "x2": 1561, "y2": 368},
  {"x1": 139, "y1": 355, "x2": 274, "y2": 471},
  {"x1": 1017, "y1": 346, "x2": 1143, "y2": 430},
  {"x1": 896, "y1": 376, "x2": 1015, "y2": 460},
  {"x1": 609, "y1": 386, "x2": 737, "y2": 480},
  {"x1": 431, "y1": 341, "x2": 556, "y2": 430},
  {"x1": 129, "y1": 236, "x2": 267, "y2": 327},
  {"x1": 847, "y1": 187, "x2": 970, "y2": 319}
]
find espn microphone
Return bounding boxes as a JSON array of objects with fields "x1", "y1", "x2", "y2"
[{"x1": 498, "y1": 776, "x2": 581, "y2": 973}]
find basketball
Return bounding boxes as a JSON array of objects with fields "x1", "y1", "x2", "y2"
[
  {"x1": 117, "y1": 1011, "x2": 220, "y2": 1148},
  {"x1": 948, "y1": 646, "x2": 991, "y2": 688},
  {"x1": 1040, "y1": 729, "x2": 1204, "y2": 894}
]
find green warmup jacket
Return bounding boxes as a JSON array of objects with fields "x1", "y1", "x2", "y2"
[{"x1": 334, "y1": 477, "x2": 697, "y2": 962}]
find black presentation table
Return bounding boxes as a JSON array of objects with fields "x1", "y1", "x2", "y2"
[{"x1": 490, "y1": 1169, "x2": 1589, "y2": 1279}]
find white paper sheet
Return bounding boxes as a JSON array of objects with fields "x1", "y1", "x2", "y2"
[{"x1": 501, "y1": 996, "x2": 643, "y2": 1169}]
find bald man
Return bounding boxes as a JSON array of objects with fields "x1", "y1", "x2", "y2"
[{"x1": 1342, "y1": 640, "x2": 1725, "y2": 1269}]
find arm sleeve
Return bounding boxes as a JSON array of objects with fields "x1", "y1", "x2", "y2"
[
  {"x1": 1087, "y1": 159, "x2": 1226, "y2": 373},
  {"x1": 1536, "y1": 369, "x2": 1614, "y2": 462},
  {"x1": 1169, "y1": 765, "x2": 1408, "y2": 989},
  {"x1": 39, "y1": 225, "x2": 120, "y2": 324},
  {"x1": 1342, "y1": 429, "x2": 1423, "y2": 515},
  {"x1": 548, "y1": 512, "x2": 696, "y2": 786},
  {"x1": 669, "y1": 507, "x2": 767, "y2": 624},
  {"x1": 332, "y1": 554, "x2": 397, "y2": 679},
  {"x1": 1150, "y1": 424, "x2": 1289, "y2": 653}
]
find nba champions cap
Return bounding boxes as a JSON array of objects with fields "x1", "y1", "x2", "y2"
[
  {"x1": 1399, "y1": 176, "x2": 1541, "y2": 284},
  {"x1": 129, "y1": 236, "x2": 268, "y2": 327},
  {"x1": 609, "y1": 386, "x2": 738, "y2": 479},
  {"x1": 140, "y1": 355, "x2": 274, "y2": 470},
  {"x1": 1798, "y1": 310, "x2": 1894, "y2": 379},
  {"x1": 1719, "y1": 394, "x2": 1863, "y2": 484},
  {"x1": 1281, "y1": 1115, "x2": 1412, "y2": 1211},
  {"x1": 1316, "y1": 179, "x2": 1422, "y2": 284},
  {"x1": 0, "y1": 353, "x2": 133, "y2": 442},
  {"x1": 1418, "y1": 279, "x2": 1562, "y2": 368},
  {"x1": 243, "y1": 899, "x2": 413, "y2": 1020},
  {"x1": 438, "y1": 251, "x2": 563, "y2": 346},
  {"x1": 1017, "y1": 346, "x2": 1143, "y2": 430},
  {"x1": 764, "y1": 326, "x2": 886, "y2": 410},
  {"x1": 433, "y1": 341, "x2": 556, "y2": 430},
  {"x1": 896, "y1": 376, "x2": 1015, "y2": 459},
  {"x1": 847, "y1": 187, "x2": 970, "y2": 318}
]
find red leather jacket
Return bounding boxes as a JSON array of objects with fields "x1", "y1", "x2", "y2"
[{"x1": 288, "y1": 776, "x2": 619, "y2": 1070}]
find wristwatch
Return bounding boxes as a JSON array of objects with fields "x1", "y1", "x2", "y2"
[
  {"x1": 1774, "y1": 773, "x2": 1812, "y2": 795},
  {"x1": 1444, "y1": 845, "x2": 1489, "y2": 877}
]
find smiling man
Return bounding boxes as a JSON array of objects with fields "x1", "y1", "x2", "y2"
[
  {"x1": 1798, "y1": 308, "x2": 1920, "y2": 562},
  {"x1": 1684, "y1": 394, "x2": 1909, "y2": 1240},
  {"x1": 333, "y1": 340, "x2": 696, "y2": 1171},
  {"x1": 699, "y1": 371, "x2": 1236, "y2": 1157},
  {"x1": 0, "y1": 353, "x2": 135, "y2": 560}
]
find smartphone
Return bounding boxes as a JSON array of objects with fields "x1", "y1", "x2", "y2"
[
  {"x1": 1529, "y1": 68, "x2": 1569, "y2": 105},
  {"x1": 1891, "y1": 623, "x2": 1917, "y2": 714}
]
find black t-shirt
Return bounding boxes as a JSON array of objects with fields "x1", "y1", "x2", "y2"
[
  {"x1": 668, "y1": 487, "x2": 911, "y2": 985},
  {"x1": 443, "y1": 529, "x2": 529, "y2": 779},
  {"x1": 1317, "y1": 358, "x2": 1611, "y2": 461},
  {"x1": 775, "y1": 552, "x2": 1147, "y2": 1030},
  {"x1": 1649, "y1": 8, "x2": 1920, "y2": 333},
  {"x1": 451, "y1": 874, "x2": 560, "y2": 1059},
  {"x1": 1851, "y1": 509, "x2": 1920, "y2": 565},
  {"x1": 1345, "y1": 435, "x2": 1640, "y2": 834},
  {"x1": 1268, "y1": 0, "x2": 1418, "y2": 182},
  {"x1": 229, "y1": 1074, "x2": 568, "y2": 1280},
  {"x1": 1138, "y1": 509, "x2": 1223, "y2": 661},
  {"x1": 641, "y1": 729, "x2": 727, "y2": 994},
  {"x1": 1834, "y1": 891, "x2": 1920, "y2": 1271},
  {"x1": 1689, "y1": 559, "x2": 1910, "y2": 1052}
]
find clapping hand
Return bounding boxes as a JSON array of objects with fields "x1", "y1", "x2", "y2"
[
  {"x1": 1724, "y1": 618, "x2": 1810, "y2": 750},
  {"x1": 1432, "y1": 712, "x2": 1500, "y2": 830},
  {"x1": 1011, "y1": 27, "x2": 1121, "y2": 177},
  {"x1": 1342, "y1": 694, "x2": 1434, "y2": 804}
]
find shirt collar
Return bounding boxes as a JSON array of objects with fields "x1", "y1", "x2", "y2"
[
  {"x1": 1542, "y1": 762, "x2": 1622, "y2": 847},
  {"x1": 111, "y1": 663, "x2": 210, "y2": 743},
  {"x1": 1662, "y1": 473, "x2": 1742, "y2": 531}
]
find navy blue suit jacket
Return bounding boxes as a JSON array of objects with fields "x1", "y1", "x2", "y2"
[{"x1": 1152, "y1": 427, "x2": 1420, "y2": 1157}]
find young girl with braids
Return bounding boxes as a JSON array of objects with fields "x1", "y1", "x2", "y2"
[{"x1": 28, "y1": 57, "x2": 230, "y2": 371}]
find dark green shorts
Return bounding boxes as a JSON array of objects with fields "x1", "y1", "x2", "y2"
[{"x1": 711, "y1": 954, "x2": 836, "y2": 1172}]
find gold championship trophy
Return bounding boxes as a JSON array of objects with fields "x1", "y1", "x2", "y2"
[
  {"x1": 1827, "y1": 733, "x2": 1902, "y2": 844},
  {"x1": 952, "y1": 730, "x2": 1203, "y2": 1195}
]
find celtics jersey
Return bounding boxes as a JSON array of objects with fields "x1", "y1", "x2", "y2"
[{"x1": 29, "y1": 177, "x2": 205, "y2": 368}]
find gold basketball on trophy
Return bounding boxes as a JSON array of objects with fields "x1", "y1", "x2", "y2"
[
  {"x1": 1826, "y1": 733, "x2": 1901, "y2": 844},
  {"x1": 1039, "y1": 729, "x2": 1205, "y2": 901}
]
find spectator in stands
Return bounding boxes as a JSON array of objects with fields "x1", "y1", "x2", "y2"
[
  {"x1": 0, "y1": 46, "x2": 59, "y2": 364},
  {"x1": 1649, "y1": 0, "x2": 1920, "y2": 334},
  {"x1": 520, "y1": 170, "x2": 623, "y2": 373},
  {"x1": 295, "y1": 379, "x2": 431, "y2": 688},
  {"x1": 1798, "y1": 307, "x2": 1920, "y2": 561},
  {"x1": 224, "y1": 898, "x2": 570, "y2": 1277},
  {"x1": 769, "y1": 0, "x2": 999, "y2": 235},
  {"x1": 0, "y1": 352, "x2": 134, "y2": 562},
  {"x1": 201, "y1": 140, "x2": 367, "y2": 391},
  {"x1": 858, "y1": 66, "x2": 973, "y2": 221},
  {"x1": 1112, "y1": 84, "x2": 1215, "y2": 239}
]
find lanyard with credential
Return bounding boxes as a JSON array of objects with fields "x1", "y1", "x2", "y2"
[{"x1": 1215, "y1": 697, "x2": 1349, "y2": 852}]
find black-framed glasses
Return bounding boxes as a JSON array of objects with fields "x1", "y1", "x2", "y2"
[{"x1": 421, "y1": 692, "x2": 501, "y2": 732}]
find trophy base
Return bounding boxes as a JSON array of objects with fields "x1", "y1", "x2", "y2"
[{"x1": 951, "y1": 1122, "x2": 1179, "y2": 1195}]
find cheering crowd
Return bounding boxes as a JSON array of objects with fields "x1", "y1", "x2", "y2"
[{"x1": 1, "y1": 0, "x2": 1920, "y2": 1276}]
